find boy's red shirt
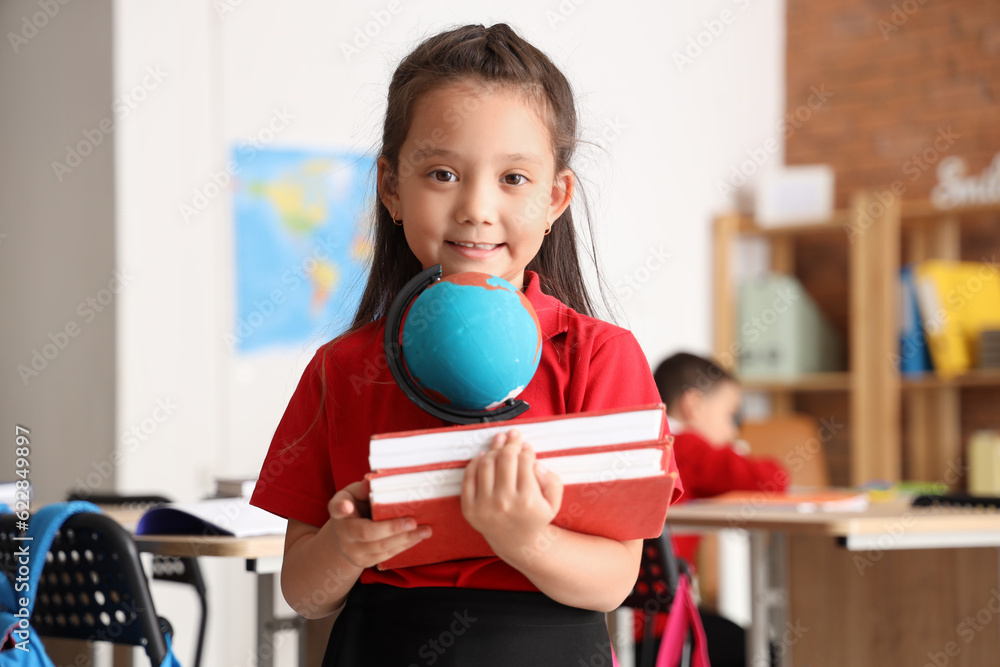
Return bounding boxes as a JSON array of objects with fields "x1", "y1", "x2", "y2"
[{"x1": 670, "y1": 428, "x2": 788, "y2": 566}]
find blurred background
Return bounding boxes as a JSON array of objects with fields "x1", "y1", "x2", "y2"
[{"x1": 2, "y1": 0, "x2": 999, "y2": 665}]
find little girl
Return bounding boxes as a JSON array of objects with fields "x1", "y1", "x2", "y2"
[{"x1": 250, "y1": 23, "x2": 683, "y2": 666}]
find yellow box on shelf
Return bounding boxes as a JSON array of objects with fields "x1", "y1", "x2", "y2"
[{"x1": 913, "y1": 260, "x2": 1000, "y2": 378}]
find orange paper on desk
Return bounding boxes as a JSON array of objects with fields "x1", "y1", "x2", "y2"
[
  {"x1": 367, "y1": 404, "x2": 678, "y2": 570},
  {"x1": 699, "y1": 489, "x2": 869, "y2": 513}
]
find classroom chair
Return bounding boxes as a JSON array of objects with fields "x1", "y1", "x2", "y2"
[
  {"x1": 0, "y1": 510, "x2": 176, "y2": 665},
  {"x1": 739, "y1": 413, "x2": 831, "y2": 487},
  {"x1": 66, "y1": 492, "x2": 208, "y2": 667}
]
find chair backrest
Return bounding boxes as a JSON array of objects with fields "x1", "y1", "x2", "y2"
[
  {"x1": 0, "y1": 511, "x2": 169, "y2": 665},
  {"x1": 64, "y1": 492, "x2": 206, "y2": 667},
  {"x1": 739, "y1": 413, "x2": 831, "y2": 487},
  {"x1": 622, "y1": 531, "x2": 683, "y2": 616}
]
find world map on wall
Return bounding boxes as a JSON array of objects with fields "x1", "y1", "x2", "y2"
[{"x1": 231, "y1": 148, "x2": 374, "y2": 353}]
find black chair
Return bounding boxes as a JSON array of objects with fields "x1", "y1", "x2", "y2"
[
  {"x1": 621, "y1": 531, "x2": 693, "y2": 667},
  {"x1": 0, "y1": 511, "x2": 173, "y2": 664},
  {"x1": 66, "y1": 492, "x2": 207, "y2": 667}
]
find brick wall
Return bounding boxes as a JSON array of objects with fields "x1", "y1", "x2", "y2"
[
  {"x1": 786, "y1": 0, "x2": 1000, "y2": 206},
  {"x1": 784, "y1": 0, "x2": 1000, "y2": 485}
]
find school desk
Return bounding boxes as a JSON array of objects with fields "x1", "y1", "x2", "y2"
[
  {"x1": 105, "y1": 508, "x2": 309, "y2": 667},
  {"x1": 651, "y1": 498, "x2": 1000, "y2": 667}
]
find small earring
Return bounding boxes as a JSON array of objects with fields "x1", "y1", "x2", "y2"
[
  {"x1": 392, "y1": 211, "x2": 402, "y2": 226},
  {"x1": 543, "y1": 221, "x2": 552, "y2": 236}
]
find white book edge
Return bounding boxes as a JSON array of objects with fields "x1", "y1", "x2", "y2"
[
  {"x1": 370, "y1": 407, "x2": 664, "y2": 470},
  {"x1": 370, "y1": 447, "x2": 665, "y2": 505}
]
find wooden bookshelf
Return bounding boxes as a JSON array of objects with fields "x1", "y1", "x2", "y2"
[
  {"x1": 713, "y1": 195, "x2": 1000, "y2": 486},
  {"x1": 902, "y1": 368, "x2": 1000, "y2": 389}
]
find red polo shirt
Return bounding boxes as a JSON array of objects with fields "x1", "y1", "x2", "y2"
[{"x1": 250, "y1": 269, "x2": 683, "y2": 591}]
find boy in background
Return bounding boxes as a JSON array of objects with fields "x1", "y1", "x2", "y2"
[{"x1": 637, "y1": 352, "x2": 788, "y2": 666}]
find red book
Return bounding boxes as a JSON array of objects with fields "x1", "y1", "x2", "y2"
[{"x1": 367, "y1": 404, "x2": 678, "y2": 570}]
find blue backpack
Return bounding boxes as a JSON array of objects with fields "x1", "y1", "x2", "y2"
[{"x1": 0, "y1": 501, "x2": 182, "y2": 666}]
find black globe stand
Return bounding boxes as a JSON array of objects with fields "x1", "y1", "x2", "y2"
[{"x1": 383, "y1": 264, "x2": 530, "y2": 424}]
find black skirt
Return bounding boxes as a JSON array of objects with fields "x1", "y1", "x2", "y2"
[{"x1": 322, "y1": 583, "x2": 614, "y2": 667}]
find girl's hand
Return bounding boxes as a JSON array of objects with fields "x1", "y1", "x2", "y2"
[
  {"x1": 326, "y1": 480, "x2": 431, "y2": 568},
  {"x1": 460, "y1": 430, "x2": 564, "y2": 557}
]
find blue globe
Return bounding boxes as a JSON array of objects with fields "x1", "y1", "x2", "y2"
[{"x1": 400, "y1": 272, "x2": 543, "y2": 411}]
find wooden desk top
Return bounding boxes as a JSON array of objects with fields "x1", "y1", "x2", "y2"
[
  {"x1": 667, "y1": 499, "x2": 1000, "y2": 537},
  {"x1": 131, "y1": 533, "x2": 285, "y2": 559}
]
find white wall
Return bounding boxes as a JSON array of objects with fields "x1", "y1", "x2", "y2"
[{"x1": 4, "y1": 0, "x2": 783, "y2": 663}]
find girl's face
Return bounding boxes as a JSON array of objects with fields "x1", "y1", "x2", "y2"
[{"x1": 378, "y1": 82, "x2": 574, "y2": 290}]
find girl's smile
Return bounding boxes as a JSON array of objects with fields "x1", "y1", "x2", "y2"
[{"x1": 445, "y1": 239, "x2": 506, "y2": 260}]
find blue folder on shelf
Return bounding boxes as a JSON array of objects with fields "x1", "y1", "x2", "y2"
[{"x1": 899, "y1": 264, "x2": 933, "y2": 375}]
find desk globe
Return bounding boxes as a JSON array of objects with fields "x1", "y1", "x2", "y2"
[{"x1": 400, "y1": 272, "x2": 542, "y2": 411}]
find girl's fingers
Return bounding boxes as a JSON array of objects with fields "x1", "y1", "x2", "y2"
[
  {"x1": 328, "y1": 492, "x2": 356, "y2": 519},
  {"x1": 493, "y1": 430, "x2": 522, "y2": 492},
  {"x1": 461, "y1": 452, "x2": 482, "y2": 507},
  {"x1": 517, "y1": 442, "x2": 537, "y2": 492},
  {"x1": 369, "y1": 525, "x2": 432, "y2": 563},
  {"x1": 535, "y1": 461, "x2": 564, "y2": 514},
  {"x1": 476, "y1": 446, "x2": 497, "y2": 496}
]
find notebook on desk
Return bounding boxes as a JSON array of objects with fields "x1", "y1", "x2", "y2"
[{"x1": 135, "y1": 496, "x2": 286, "y2": 538}]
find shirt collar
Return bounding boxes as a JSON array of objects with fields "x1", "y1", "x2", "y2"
[
  {"x1": 666, "y1": 415, "x2": 685, "y2": 435},
  {"x1": 522, "y1": 270, "x2": 570, "y2": 335}
]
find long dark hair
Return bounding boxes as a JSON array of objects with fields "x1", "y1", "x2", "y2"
[{"x1": 351, "y1": 22, "x2": 610, "y2": 332}]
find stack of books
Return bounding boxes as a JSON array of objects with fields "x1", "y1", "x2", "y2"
[{"x1": 367, "y1": 404, "x2": 678, "y2": 569}]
